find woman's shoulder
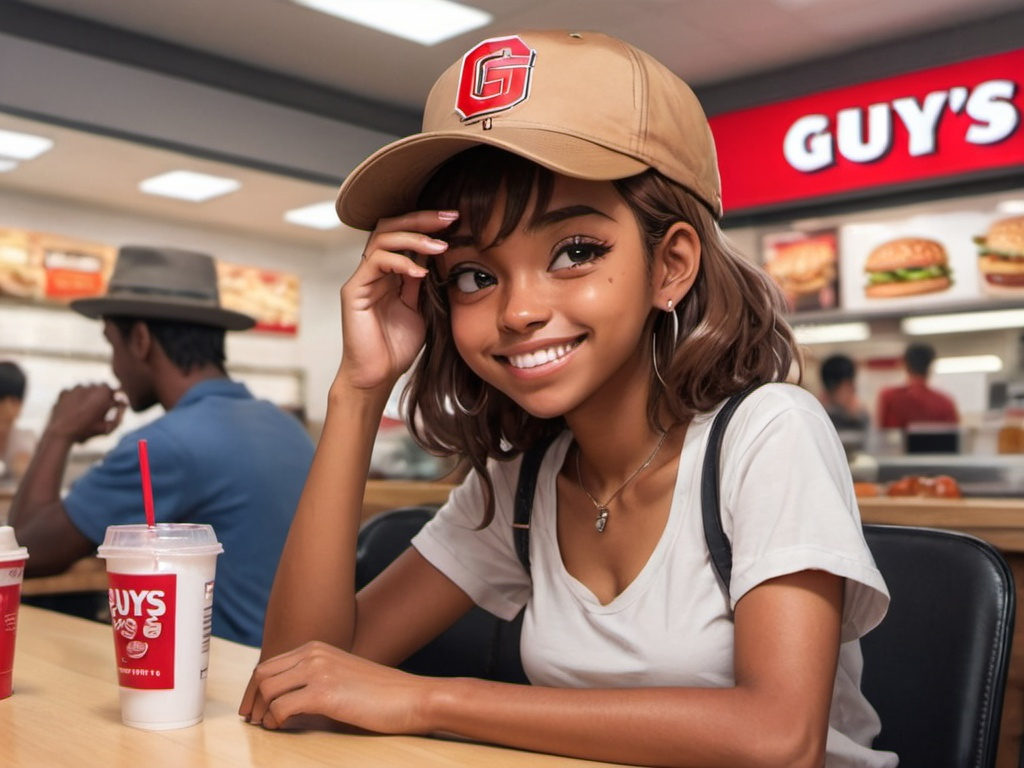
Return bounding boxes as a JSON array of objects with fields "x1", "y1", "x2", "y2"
[
  {"x1": 743, "y1": 381, "x2": 824, "y2": 414},
  {"x1": 701, "y1": 382, "x2": 833, "y2": 444}
]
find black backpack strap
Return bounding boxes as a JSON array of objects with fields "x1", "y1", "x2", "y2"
[
  {"x1": 512, "y1": 436, "x2": 557, "y2": 571},
  {"x1": 700, "y1": 385, "x2": 763, "y2": 590}
]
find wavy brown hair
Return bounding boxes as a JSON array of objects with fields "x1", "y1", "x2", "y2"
[{"x1": 404, "y1": 147, "x2": 800, "y2": 525}]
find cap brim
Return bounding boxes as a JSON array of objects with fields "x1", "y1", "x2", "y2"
[
  {"x1": 336, "y1": 128, "x2": 650, "y2": 231},
  {"x1": 70, "y1": 296, "x2": 256, "y2": 331}
]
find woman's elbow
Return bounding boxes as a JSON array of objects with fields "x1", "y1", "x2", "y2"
[{"x1": 750, "y1": 721, "x2": 828, "y2": 768}]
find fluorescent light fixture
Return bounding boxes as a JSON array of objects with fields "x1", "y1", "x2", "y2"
[
  {"x1": 139, "y1": 170, "x2": 241, "y2": 202},
  {"x1": 792, "y1": 322, "x2": 870, "y2": 345},
  {"x1": 934, "y1": 355, "x2": 1003, "y2": 375},
  {"x1": 291, "y1": 0, "x2": 491, "y2": 45},
  {"x1": 997, "y1": 199, "x2": 1024, "y2": 215},
  {"x1": 284, "y1": 201, "x2": 341, "y2": 230},
  {"x1": 0, "y1": 159, "x2": 18, "y2": 173},
  {"x1": 0, "y1": 128, "x2": 53, "y2": 160},
  {"x1": 901, "y1": 308, "x2": 1024, "y2": 336}
]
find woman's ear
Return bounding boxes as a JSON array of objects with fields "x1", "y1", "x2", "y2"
[{"x1": 651, "y1": 222, "x2": 701, "y2": 310}]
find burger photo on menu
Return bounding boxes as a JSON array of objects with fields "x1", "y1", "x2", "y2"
[
  {"x1": 839, "y1": 214, "x2": 986, "y2": 312},
  {"x1": 975, "y1": 215, "x2": 1024, "y2": 296},
  {"x1": 761, "y1": 230, "x2": 838, "y2": 312},
  {"x1": 863, "y1": 237, "x2": 953, "y2": 299}
]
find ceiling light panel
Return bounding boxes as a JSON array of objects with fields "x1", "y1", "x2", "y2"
[
  {"x1": 291, "y1": 0, "x2": 491, "y2": 45},
  {"x1": 793, "y1": 322, "x2": 871, "y2": 345},
  {"x1": 0, "y1": 128, "x2": 54, "y2": 160},
  {"x1": 284, "y1": 201, "x2": 341, "y2": 230},
  {"x1": 139, "y1": 170, "x2": 241, "y2": 202},
  {"x1": 901, "y1": 309, "x2": 1024, "y2": 336}
]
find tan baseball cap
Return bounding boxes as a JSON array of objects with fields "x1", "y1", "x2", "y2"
[{"x1": 336, "y1": 30, "x2": 722, "y2": 230}]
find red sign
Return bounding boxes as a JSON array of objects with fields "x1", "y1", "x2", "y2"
[
  {"x1": 709, "y1": 49, "x2": 1024, "y2": 215},
  {"x1": 108, "y1": 573, "x2": 176, "y2": 690}
]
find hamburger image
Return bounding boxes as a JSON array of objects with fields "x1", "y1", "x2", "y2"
[
  {"x1": 863, "y1": 237, "x2": 953, "y2": 298},
  {"x1": 764, "y1": 234, "x2": 837, "y2": 310},
  {"x1": 975, "y1": 215, "x2": 1024, "y2": 296}
]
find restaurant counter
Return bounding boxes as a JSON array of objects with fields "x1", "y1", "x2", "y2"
[
  {"x1": 866, "y1": 453, "x2": 1024, "y2": 498},
  {"x1": 6, "y1": 605, "x2": 633, "y2": 768}
]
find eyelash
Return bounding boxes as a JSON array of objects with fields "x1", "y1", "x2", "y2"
[
  {"x1": 443, "y1": 235, "x2": 612, "y2": 295},
  {"x1": 550, "y1": 236, "x2": 611, "y2": 270}
]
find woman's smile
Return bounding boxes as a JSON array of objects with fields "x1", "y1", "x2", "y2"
[{"x1": 501, "y1": 336, "x2": 585, "y2": 372}]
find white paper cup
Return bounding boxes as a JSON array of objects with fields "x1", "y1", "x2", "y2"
[
  {"x1": 0, "y1": 525, "x2": 28, "y2": 700},
  {"x1": 98, "y1": 524, "x2": 223, "y2": 730}
]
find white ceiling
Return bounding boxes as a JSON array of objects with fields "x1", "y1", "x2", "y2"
[{"x1": 2, "y1": 0, "x2": 1022, "y2": 248}]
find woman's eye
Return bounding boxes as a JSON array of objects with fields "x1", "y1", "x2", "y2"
[
  {"x1": 550, "y1": 238, "x2": 610, "y2": 271},
  {"x1": 450, "y1": 268, "x2": 497, "y2": 294}
]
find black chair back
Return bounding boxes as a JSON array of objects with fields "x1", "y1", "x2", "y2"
[
  {"x1": 860, "y1": 524, "x2": 1015, "y2": 768},
  {"x1": 355, "y1": 506, "x2": 527, "y2": 683}
]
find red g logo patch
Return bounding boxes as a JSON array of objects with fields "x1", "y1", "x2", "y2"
[{"x1": 456, "y1": 35, "x2": 536, "y2": 122}]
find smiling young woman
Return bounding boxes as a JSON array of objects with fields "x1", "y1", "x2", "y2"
[{"x1": 241, "y1": 30, "x2": 895, "y2": 768}]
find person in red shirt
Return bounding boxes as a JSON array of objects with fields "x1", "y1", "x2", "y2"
[{"x1": 876, "y1": 343, "x2": 959, "y2": 429}]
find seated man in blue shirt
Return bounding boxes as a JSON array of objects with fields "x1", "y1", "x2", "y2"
[{"x1": 9, "y1": 246, "x2": 315, "y2": 646}]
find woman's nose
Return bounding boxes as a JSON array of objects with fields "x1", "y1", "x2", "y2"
[{"x1": 499, "y1": 275, "x2": 551, "y2": 333}]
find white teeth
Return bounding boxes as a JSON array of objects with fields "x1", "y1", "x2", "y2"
[{"x1": 507, "y1": 341, "x2": 578, "y2": 369}]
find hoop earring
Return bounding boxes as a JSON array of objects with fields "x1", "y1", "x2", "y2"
[
  {"x1": 450, "y1": 377, "x2": 488, "y2": 417},
  {"x1": 652, "y1": 306, "x2": 680, "y2": 388}
]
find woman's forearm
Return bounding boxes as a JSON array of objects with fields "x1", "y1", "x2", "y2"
[
  {"x1": 425, "y1": 679, "x2": 825, "y2": 768},
  {"x1": 259, "y1": 378, "x2": 391, "y2": 659}
]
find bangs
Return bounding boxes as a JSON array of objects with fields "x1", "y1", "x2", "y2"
[{"x1": 417, "y1": 146, "x2": 555, "y2": 250}]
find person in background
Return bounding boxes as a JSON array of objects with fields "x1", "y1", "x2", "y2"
[
  {"x1": 876, "y1": 342, "x2": 959, "y2": 430},
  {"x1": 819, "y1": 354, "x2": 870, "y2": 457},
  {"x1": 241, "y1": 30, "x2": 893, "y2": 767},
  {"x1": 8, "y1": 246, "x2": 315, "y2": 646},
  {"x1": 0, "y1": 360, "x2": 37, "y2": 483}
]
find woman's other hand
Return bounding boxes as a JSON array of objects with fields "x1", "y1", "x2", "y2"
[{"x1": 240, "y1": 641, "x2": 435, "y2": 735}]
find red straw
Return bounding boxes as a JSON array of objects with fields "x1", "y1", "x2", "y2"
[{"x1": 138, "y1": 439, "x2": 156, "y2": 528}]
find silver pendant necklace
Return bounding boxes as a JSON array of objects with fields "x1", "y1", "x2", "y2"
[{"x1": 575, "y1": 430, "x2": 670, "y2": 533}]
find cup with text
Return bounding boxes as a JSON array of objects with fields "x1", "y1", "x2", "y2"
[
  {"x1": 0, "y1": 525, "x2": 28, "y2": 700},
  {"x1": 98, "y1": 523, "x2": 222, "y2": 730}
]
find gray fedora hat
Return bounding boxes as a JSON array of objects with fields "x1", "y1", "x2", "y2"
[{"x1": 70, "y1": 246, "x2": 256, "y2": 331}]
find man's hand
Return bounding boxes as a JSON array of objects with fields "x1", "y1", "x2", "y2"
[{"x1": 46, "y1": 384, "x2": 127, "y2": 444}]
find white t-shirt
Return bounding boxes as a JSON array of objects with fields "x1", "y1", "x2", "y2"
[{"x1": 413, "y1": 384, "x2": 896, "y2": 767}]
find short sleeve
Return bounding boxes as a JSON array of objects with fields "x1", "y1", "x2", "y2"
[
  {"x1": 412, "y1": 458, "x2": 532, "y2": 621},
  {"x1": 64, "y1": 422, "x2": 196, "y2": 543},
  {"x1": 720, "y1": 385, "x2": 890, "y2": 642}
]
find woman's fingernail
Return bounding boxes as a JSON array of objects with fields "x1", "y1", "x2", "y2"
[
  {"x1": 438, "y1": 210, "x2": 459, "y2": 221},
  {"x1": 426, "y1": 239, "x2": 448, "y2": 251}
]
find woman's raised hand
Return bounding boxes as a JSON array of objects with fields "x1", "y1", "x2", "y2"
[{"x1": 338, "y1": 210, "x2": 457, "y2": 390}]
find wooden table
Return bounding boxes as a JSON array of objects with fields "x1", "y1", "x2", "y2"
[{"x1": 4, "y1": 606, "x2": 628, "y2": 768}]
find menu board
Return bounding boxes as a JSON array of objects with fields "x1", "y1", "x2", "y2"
[
  {"x1": 759, "y1": 208, "x2": 1024, "y2": 316},
  {"x1": 0, "y1": 228, "x2": 114, "y2": 303},
  {"x1": 216, "y1": 262, "x2": 300, "y2": 335},
  {"x1": 0, "y1": 227, "x2": 301, "y2": 334}
]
